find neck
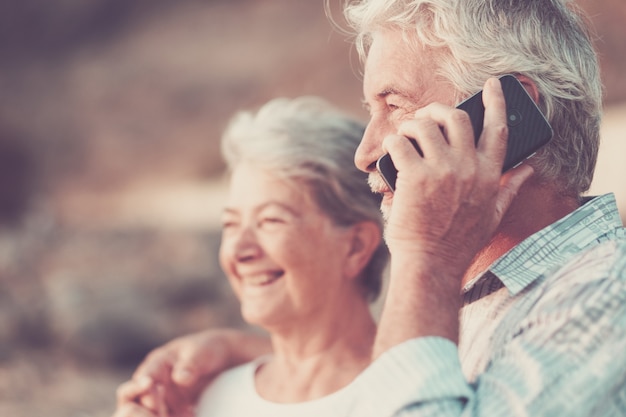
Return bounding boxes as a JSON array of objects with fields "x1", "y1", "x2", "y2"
[
  {"x1": 255, "y1": 295, "x2": 376, "y2": 403},
  {"x1": 463, "y1": 179, "x2": 580, "y2": 286}
]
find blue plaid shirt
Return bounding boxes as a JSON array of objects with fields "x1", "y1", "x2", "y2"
[{"x1": 351, "y1": 193, "x2": 626, "y2": 416}]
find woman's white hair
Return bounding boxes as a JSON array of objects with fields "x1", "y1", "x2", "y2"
[
  {"x1": 221, "y1": 96, "x2": 388, "y2": 301},
  {"x1": 341, "y1": 0, "x2": 602, "y2": 195}
]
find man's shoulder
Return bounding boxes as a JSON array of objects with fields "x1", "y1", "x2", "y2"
[
  {"x1": 551, "y1": 238, "x2": 626, "y2": 283},
  {"x1": 533, "y1": 238, "x2": 626, "y2": 313}
]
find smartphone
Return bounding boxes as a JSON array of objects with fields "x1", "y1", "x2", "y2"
[{"x1": 376, "y1": 74, "x2": 553, "y2": 191}]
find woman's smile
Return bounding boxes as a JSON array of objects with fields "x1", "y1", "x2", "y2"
[{"x1": 240, "y1": 270, "x2": 284, "y2": 287}]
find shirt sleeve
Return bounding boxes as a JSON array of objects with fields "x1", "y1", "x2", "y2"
[
  {"x1": 350, "y1": 337, "x2": 472, "y2": 417},
  {"x1": 350, "y1": 241, "x2": 626, "y2": 417}
]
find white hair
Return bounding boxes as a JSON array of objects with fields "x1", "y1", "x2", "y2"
[
  {"x1": 341, "y1": 0, "x2": 602, "y2": 195},
  {"x1": 221, "y1": 96, "x2": 388, "y2": 301}
]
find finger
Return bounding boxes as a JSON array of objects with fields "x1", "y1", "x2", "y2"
[
  {"x1": 410, "y1": 102, "x2": 475, "y2": 151},
  {"x1": 139, "y1": 381, "x2": 169, "y2": 414},
  {"x1": 381, "y1": 134, "x2": 423, "y2": 170},
  {"x1": 479, "y1": 77, "x2": 508, "y2": 163},
  {"x1": 133, "y1": 348, "x2": 175, "y2": 384},
  {"x1": 139, "y1": 392, "x2": 159, "y2": 413},
  {"x1": 396, "y1": 117, "x2": 447, "y2": 159},
  {"x1": 156, "y1": 384, "x2": 170, "y2": 417},
  {"x1": 138, "y1": 340, "x2": 199, "y2": 387},
  {"x1": 112, "y1": 402, "x2": 158, "y2": 417},
  {"x1": 116, "y1": 377, "x2": 154, "y2": 407},
  {"x1": 170, "y1": 332, "x2": 229, "y2": 387},
  {"x1": 170, "y1": 348, "x2": 202, "y2": 387},
  {"x1": 494, "y1": 164, "x2": 534, "y2": 221}
]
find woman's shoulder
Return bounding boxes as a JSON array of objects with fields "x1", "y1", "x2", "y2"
[
  {"x1": 195, "y1": 356, "x2": 270, "y2": 415},
  {"x1": 204, "y1": 356, "x2": 268, "y2": 394}
]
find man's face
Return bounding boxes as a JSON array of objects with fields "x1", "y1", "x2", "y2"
[{"x1": 356, "y1": 30, "x2": 456, "y2": 219}]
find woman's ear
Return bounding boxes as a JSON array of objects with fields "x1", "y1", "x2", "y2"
[
  {"x1": 343, "y1": 221, "x2": 382, "y2": 280},
  {"x1": 516, "y1": 74, "x2": 541, "y2": 104}
]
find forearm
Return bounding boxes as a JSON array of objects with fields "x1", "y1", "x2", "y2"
[
  {"x1": 374, "y1": 252, "x2": 462, "y2": 358},
  {"x1": 357, "y1": 245, "x2": 626, "y2": 417},
  {"x1": 356, "y1": 327, "x2": 626, "y2": 417}
]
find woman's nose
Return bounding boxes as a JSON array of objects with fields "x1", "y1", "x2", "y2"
[{"x1": 230, "y1": 226, "x2": 262, "y2": 262}]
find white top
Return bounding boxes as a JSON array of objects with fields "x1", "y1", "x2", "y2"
[{"x1": 196, "y1": 356, "x2": 359, "y2": 417}]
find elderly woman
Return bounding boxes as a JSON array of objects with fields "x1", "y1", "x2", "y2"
[{"x1": 114, "y1": 96, "x2": 388, "y2": 417}]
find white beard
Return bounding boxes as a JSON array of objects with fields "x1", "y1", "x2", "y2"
[{"x1": 367, "y1": 172, "x2": 391, "y2": 223}]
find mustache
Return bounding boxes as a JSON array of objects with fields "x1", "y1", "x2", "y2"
[{"x1": 367, "y1": 172, "x2": 388, "y2": 193}]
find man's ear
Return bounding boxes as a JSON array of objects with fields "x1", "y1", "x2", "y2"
[
  {"x1": 516, "y1": 74, "x2": 541, "y2": 104},
  {"x1": 343, "y1": 221, "x2": 382, "y2": 280}
]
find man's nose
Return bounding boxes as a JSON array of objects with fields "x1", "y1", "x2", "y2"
[{"x1": 355, "y1": 121, "x2": 385, "y2": 173}]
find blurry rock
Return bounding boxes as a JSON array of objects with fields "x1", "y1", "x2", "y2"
[
  {"x1": 12, "y1": 307, "x2": 56, "y2": 350},
  {"x1": 0, "y1": 128, "x2": 37, "y2": 226},
  {"x1": 37, "y1": 228, "x2": 242, "y2": 370},
  {"x1": 67, "y1": 313, "x2": 167, "y2": 368}
]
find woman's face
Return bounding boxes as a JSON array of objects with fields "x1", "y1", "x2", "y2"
[{"x1": 219, "y1": 162, "x2": 356, "y2": 330}]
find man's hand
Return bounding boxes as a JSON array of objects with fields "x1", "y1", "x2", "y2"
[
  {"x1": 113, "y1": 328, "x2": 272, "y2": 416},
  {"x1": 384, "y1": 77, "x2": 532, "y2": 274},
  {"x1": 375, "y1": 77, "x2": 534, "y2": 354}
]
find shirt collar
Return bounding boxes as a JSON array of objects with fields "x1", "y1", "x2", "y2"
[{"x1": 471, "y1": 193, "x2": 624, "y2": 296}]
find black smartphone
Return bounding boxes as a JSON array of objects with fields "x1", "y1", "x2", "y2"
[{"x1": 376, "y1": 74, "x2": 553, "y2": 191}]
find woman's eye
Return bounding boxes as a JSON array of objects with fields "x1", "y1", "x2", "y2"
[
  {"x1": 259, "y1": 217, "x2": 285, "y2": 227},
  {"x1": 221, "y1": 219, "x2": 238, "y2": 230}
]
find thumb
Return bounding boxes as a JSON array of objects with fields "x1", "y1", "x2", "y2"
[
  {"x1": 117, "y1": 377, "x2": 154, "y2": 406},
  {"x1": 495, "y1": 164, "x2": 534, "y2": 222},
  {"x1": 171, "y1": 334, "x2": 229, "y2": 387},
  {"x1": 171, "y1": 345, "x2": 214, "y2": 387},
  {"x1": 172, "y1": 364, "x2": 197, "y2": 387}
]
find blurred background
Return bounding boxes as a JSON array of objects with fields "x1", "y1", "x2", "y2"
[{"x1": 0, "y1": 0, "x2": 624, "y2": 416}]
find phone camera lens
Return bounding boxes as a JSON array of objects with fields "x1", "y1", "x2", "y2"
[{"x1": 507, "y1": 109, "x2": 523, "y2": 126}]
